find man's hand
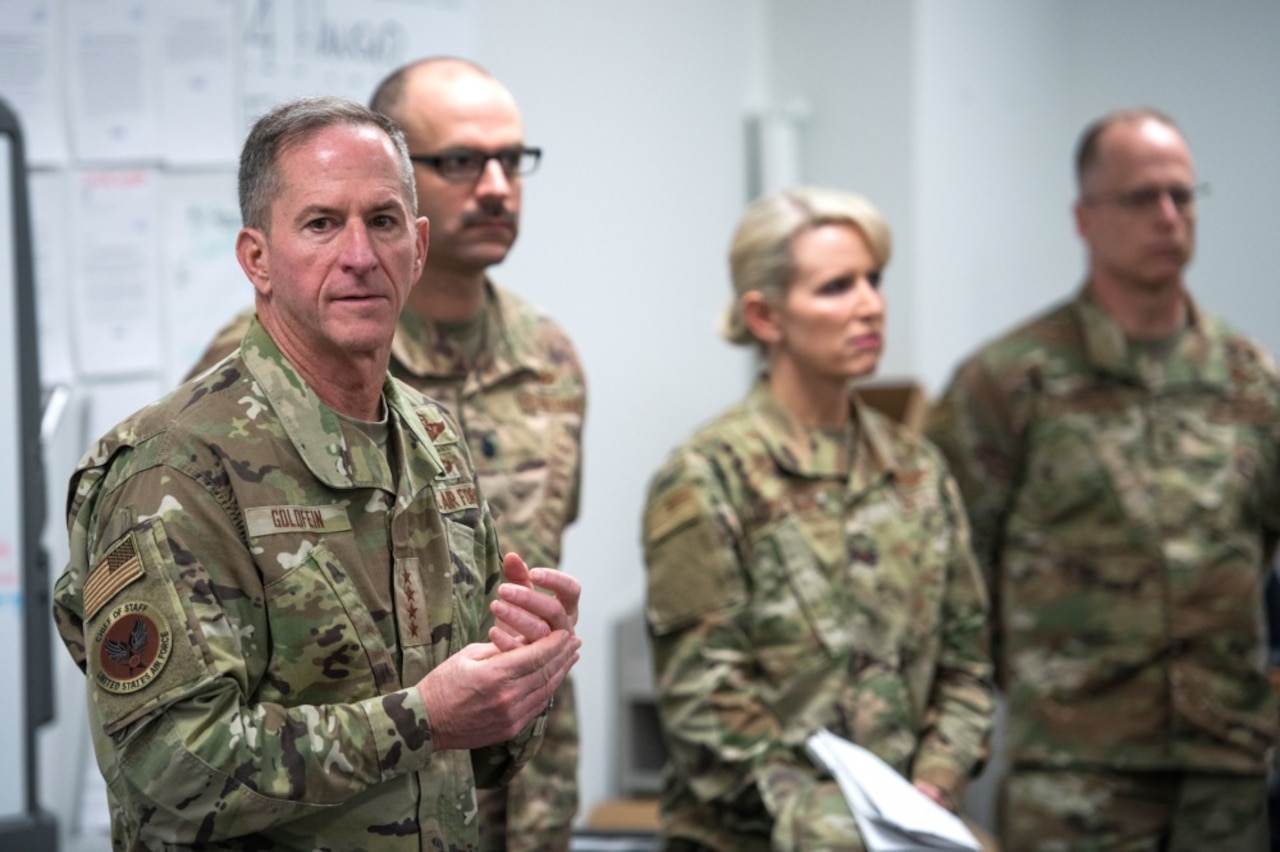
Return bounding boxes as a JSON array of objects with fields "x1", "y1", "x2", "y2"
[
  {"x1": 489, "y1": 552, "x2": 580, "y2": 651},
  {"x1": 417, "y1": 630, "x2": 580, "y2": 752}
]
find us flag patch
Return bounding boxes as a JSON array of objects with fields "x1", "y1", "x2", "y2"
[{"x1": 84, "y1": 533, "x2": 145, "y2": 621}]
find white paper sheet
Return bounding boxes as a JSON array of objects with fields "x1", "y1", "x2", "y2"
[
  {"x1": 806, "y1": 729, "x2": 980, "y2": 852},
  {"x1": 240, "y1": 0, "x2": 476, "y2": 134},
  {"x1": 0, "y1": 0, "x2": 69, "y2": 165},
  {"x1": 160, "y1": 0, "x2": 238, "y2": 166},
  {"x1": 28, "y1": 169, "x2": 75, "y2": 385},
  {"x1": 160, "y1": 170, "x2": 251, "y2": 387},
  {"x1": 67, "y1": 0, "x2": 161, "y2": 163},
  {"x1": 70, "y1": 168, "x2": 163, "y2": 376}
]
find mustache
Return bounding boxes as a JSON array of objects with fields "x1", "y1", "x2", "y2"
[{"x1": 460, "y1": 206, "x2": 517, "y2": 227}]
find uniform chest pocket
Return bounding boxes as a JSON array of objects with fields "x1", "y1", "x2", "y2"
[
  {"x1": 260, "y1": 538, "x2": 390, "y2": 705},
  {"x1": 1150, "y1": 410, "x2": 1256, "y2": 529},
  {"x1": 1017, "y1": 409, "x2": 1125, "y2": 527},
  {"x1": 749, "y1": 520, "x2": 872, "y2": 682}
]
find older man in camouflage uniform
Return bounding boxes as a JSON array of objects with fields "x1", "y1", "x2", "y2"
[
  {"x1": 928, "y1": 108, "x2": 1280, "y2": 850},
  {"x1": 52, "y1": 96, "x2": 580, "y2": 850},
  {"x1": 187, "y1": 59, "x2": 585, "y2": 851}
]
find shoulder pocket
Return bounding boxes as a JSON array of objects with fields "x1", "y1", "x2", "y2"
[
  {"x1": 86, "y1": 519, "x2": 214, "y2": 736},
  {"x1": 643, "y1": 482, "x2": 745, "y2": 635}
]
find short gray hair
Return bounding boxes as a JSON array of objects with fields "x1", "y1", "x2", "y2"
[
  {"x1": 1074, "y1": 107, "x2": 1181, "y2": 190},
  {"x1": 238, "y1": 96, "x2": 416, "y2": 231},
  {"x1": 721, "y1": 186, "x2": 892, "y2": 346}
]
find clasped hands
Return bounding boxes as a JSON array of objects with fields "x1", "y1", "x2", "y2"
[{"x1": 418, "y1": 553, "x2": 581, "y2": 752}]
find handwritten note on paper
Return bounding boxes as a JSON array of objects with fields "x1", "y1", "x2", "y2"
[
  {"x1": 70, "y1": 169, "x2": 163, "y2": 377},
  {"x1": 240, "y1": 0, "x2": 476, "y2": 133},
  {"x1": 160, "y1": 171, "x2": 249, "y2": 387}
]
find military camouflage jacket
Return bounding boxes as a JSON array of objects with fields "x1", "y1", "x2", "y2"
[
  {"x1": 186, "y1": 283, "x2": 585, "y2": 571},
  {"x1": 390, "y1": 282, "x2": 584, "y2": 570},
  {"x1": 53, "y1": 320, "x2": 541, "y2": 850},
  {"x1": 642, "y1": 381, "x2": 993, "y2": 850},
  {"x1": 393, "y1": 282, "x2": 585, "y2": 850},
  {"x1": 927, "y1": 289, "x2": 1280, "y2": 774}
]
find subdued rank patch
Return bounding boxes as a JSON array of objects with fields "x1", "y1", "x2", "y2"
[
  {"x1": 417, "y1": 411, "x2": 447, "y2": 440},
  {"x1": 644, "y1": 485, "x2": 702, "y2": 544},
  {"x1": 244, "y1": 504, "x2": 352, "y2": 538},
  {"x1": 94, "y1": 601, "x2": 173, "y2": 694},
  {"x1": 83, "y1": 532, "x2": 145, "y2": 621},
  {"x1": 434, "y1": 481, "x2": 480, "y2": 514}
]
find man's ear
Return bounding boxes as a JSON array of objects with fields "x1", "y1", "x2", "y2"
[
  {"x1": 1072, "y1": 197, "x2": 1092, "y2": 242},
  {"x1": 412, "y1": 216, "x2": 429, "y2": 279},
  {"x1": 741, "y1": 290, "x2": 782, "y2": 345},
  {"x1": 235, "y1": 228, "x2": 272, "y2": 298}
]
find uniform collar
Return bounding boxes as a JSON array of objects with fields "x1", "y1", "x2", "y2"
[
  {"x1": 744, "y1": 379, "x2": 899, "y2": 493},
  {"x1": 1073, "y1": 285, "x2": 1231, "y2": 390},
  {"x1": 241, "y1": 318, "x2": 444, "y2": 492},
  {"x1": 391, "y1": 279, "x2": 547, "y2": 392}
]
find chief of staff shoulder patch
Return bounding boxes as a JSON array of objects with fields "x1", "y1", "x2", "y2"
[{"x1": 94, "y1": 601, "x2": 173, "y2": 695}]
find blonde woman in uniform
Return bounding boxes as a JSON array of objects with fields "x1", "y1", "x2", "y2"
[{"x1": 641, "y1": 186, "x2": 995, "y2": 851}]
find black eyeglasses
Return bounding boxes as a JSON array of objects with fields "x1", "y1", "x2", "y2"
[
  {"x1": 408, "y1": 147, "x2": 542, "y2": 182},
  {"x1": 1083, "y1": 183, "x2": 1209, "y2": 215}
]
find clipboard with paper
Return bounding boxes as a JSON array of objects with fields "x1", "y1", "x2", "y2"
[{"x1": 805, "y1": 729, "x2": 981, "y2": 852}]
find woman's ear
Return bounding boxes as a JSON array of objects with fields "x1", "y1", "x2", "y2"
[{"x1": 741, "y1": 291, "x2": 782, "y2": 345}]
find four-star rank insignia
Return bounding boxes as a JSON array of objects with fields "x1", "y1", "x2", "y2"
[{"x1": 94, "y1": 601, "x2": 173, "y2": 694}]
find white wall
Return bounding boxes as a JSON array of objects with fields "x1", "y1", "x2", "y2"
[
  {"x1": 911, "y1": 0, "x2": 1078, "y2": 391},
  {"x1": 471, "y1": 0, "x2": 759, "y2": 824},
  {"x1": 772, "y1": 0, "x2": 1280, "y2": 394},
  {"x1": 771, "y1": 0, "x2": 919, "y2": 381},
  {"x1": 1064, "y1": 0, "x2": 1280, "y2": 361}
]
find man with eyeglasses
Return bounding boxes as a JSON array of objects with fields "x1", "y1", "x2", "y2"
[
  {"x1": 927, "y1": 108, "x2": 1280, "y2": 850},
  {"x1": 186, "y1": 58, "x2": 586, "y2": 852}
]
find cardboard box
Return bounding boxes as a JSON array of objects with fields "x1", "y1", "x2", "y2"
[
  {"x1": 585, "y1": 797, "x2": 661, "y2": 833},
  {"x1": 855, "y1": 379, "x2": 930, "y2": 435}
]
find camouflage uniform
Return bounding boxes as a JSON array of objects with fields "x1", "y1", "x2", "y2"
[
  {"x1": 927, "y1": 288, "x2": 1280, "y2": 850},
  {"x1": 186, "y1": 281, "x2": 585, "y2": 851},
  {"x1": 642, "y1": 380, "x2": 994, "y2": 851},
  {"x1": 53, "y1": 319, "x2": 545, "y2": 851},
  {"x1": 391, "y1": 283, "x2": 584, "y2": 852}
]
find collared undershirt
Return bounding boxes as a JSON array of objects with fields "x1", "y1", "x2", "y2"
[{"x1": 336, "y1": 393, "x2": 391, "y2": 451}]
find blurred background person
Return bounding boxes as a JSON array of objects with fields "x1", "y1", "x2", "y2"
[
  {"x1": 641, "y1": 186, "x2": 994, "y2": 850},
  {"x1": 927, "y1": 108, "x2": 1280, "y2": 851}
]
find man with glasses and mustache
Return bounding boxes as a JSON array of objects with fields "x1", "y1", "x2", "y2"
[
  {"x1": 188, "y1": 58, "x2": 585, "y2": 852},
  {"x1": 928, "y1": 108, "x2": 1280, "y2": 850}
]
